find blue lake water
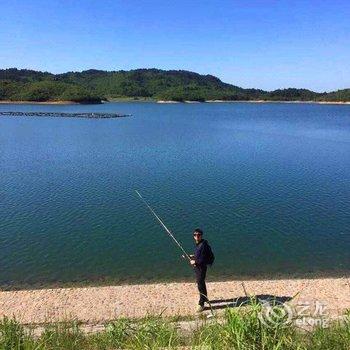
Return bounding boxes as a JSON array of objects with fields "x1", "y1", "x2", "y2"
[{"x1": 0, "y1": 102, "x2": 349, "y2": 288}]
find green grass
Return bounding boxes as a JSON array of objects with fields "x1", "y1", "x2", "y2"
[
  {"x1": 192, "y1": 301, "x2": 301, "y2": 350},
  {"x1": 0, "y1": 316, "x2": 180, "y2": 350},
  {"x1": 1, "y1": 307, "x2": 349, "y2": 349}
]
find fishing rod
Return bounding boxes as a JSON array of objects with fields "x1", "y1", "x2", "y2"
[{"x1": 135, "y1": 190, "x2": 192, "y2": 263}]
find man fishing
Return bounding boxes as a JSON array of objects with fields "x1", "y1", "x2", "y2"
[
  {"x1": 135, "y1": 191, "x2": 214, "y2": 312},
  {"x1": 190, "y1": 228, "x2": 214, "y2": 312}
]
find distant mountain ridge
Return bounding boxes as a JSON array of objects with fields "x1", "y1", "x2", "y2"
[{"x1": 0, "y1": 68, "x2": 349, "y2": 103}]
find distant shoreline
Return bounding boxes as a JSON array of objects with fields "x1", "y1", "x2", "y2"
[
  {"x1": 160, "y1": 99, "x2": 350, "y2": 105},
  {"x1": 2, "y1": 68, "x2": 350, "y2": 105},
  {"x1": 1, "y1": 99, "x2": 350, "y2": 105}
]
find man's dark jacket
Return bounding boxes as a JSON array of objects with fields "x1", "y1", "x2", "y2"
[{"x1": 194, "y1": 239, "x2": 211, "y2": 267}]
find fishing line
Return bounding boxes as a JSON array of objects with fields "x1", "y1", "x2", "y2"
[{"x1": 135, "y1": 190, "x2": 192, "y2": 262}]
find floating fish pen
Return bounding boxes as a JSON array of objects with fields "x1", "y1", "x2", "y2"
[{"x1": 0, "y1": 111, "x2": 131, "y2": 119}]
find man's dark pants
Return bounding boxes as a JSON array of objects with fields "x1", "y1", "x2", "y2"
[{"x1": 195, "y1": 265, "x2": 208, "y2": 306}]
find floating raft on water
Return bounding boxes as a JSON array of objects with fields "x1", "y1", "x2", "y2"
[{"x1": 0, "y1": 111, "x2": 131, "y2": 119}]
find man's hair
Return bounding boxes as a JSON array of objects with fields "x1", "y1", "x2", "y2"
[{"x1": 193, "y1": 228, "x2": 203, "y2": 235}]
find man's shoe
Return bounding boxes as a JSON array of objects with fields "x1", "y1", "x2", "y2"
[{"x1": 197, "y1": 305, "x2": 205, "y2": 313}]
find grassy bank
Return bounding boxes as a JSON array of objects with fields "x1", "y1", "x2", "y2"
[{"x1": 1, "y1": 301, "x2": 349, "y2": 350}]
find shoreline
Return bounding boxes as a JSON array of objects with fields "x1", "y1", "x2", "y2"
[
  {"x1": 2, "y1": 269, "x2": 350, "y2": 292},
  {"x1": 1, "y1": 99, "x2": 350, "y2": 105},
  {"x1": 157, "y1": 99, "x2": 350, "y2": 104},
  {"x1": 1, "y1": 276, "x2": 349, "y2": 324},
  {"x1": 205, "y1": 100, "x2": 350, "y2": 105}
]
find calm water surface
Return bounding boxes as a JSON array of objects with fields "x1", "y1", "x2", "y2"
[{"x1": 0, "y1": 102, "x2": 349, "y2": 288}]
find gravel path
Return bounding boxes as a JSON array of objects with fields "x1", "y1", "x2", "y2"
[{"x1": 1, "y1": 277, "x2": 349, "y2": 324}]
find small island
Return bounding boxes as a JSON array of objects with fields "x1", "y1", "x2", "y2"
[{"x1": 1, "y1": 68, "x2": 350, "y2": 104}]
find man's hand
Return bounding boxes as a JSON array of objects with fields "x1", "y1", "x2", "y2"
[{"x1": 190, "y1": 259, "x2": 196, "y2": 266}]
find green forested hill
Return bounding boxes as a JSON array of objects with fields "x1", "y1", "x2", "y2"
[{"x1": 0, "y1": 68, "x2": 349, "y2": 103}]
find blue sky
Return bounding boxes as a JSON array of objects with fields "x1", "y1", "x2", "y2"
[{"x1": 1, "y1": 0, "x2": 349, "y2": 91}]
